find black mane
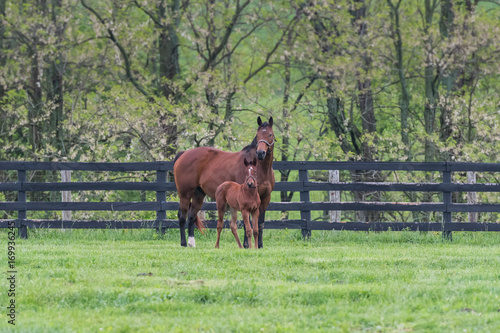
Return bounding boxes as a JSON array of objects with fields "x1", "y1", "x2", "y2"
[
  {"x1": 173, "y1": 151, "x2": 185, "y2": 164},
  {"x1": 242, "y1": 122, "x2": 271, "y2": 152},
  {"x1": 242, "y1": 136, "x2": 257, "y2": 153}
]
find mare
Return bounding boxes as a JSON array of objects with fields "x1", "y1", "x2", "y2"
[
  {"x1": 214, "y1": 158, "x2": 260, "y2": 249},
  {"x1": 173, "y1": 116, "x2": 275, "y2": 248}
]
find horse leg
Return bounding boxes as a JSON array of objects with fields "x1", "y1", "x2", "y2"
[
  {"x1": 243, "y1": 222, "x2": 249, "y2": 249},
  {"x1": 258, "y1": 195, "x2": 271, "y2": 249},
  {"x1": 215, "y1": 199, "x2": 227, "y2": 249},
  {"x1": 229, "y1": 207, "x2": 243, "y2": 248},
  {"x1": 242, "y1": 210, "x2": 253, "y2": 249},
  {"x1": 178, "y1": 195, "x2": 190, "y2": 247},
  {"x1": 187, "y1": 187, "x2": 205, "y2": 248},
  {"x1": 251, "y1": 210, "x2": 260, "y2": 249},
  {"x1": 257, "y1": 209, "x2": 265, "y2": 249}
]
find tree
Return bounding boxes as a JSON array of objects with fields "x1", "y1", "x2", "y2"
[
  {"x1": 386, "y1": 0, "x2": 412, "y2": 159},
  {"x1": 134, "y1": 0, "x2": 183, "y2": 158}
]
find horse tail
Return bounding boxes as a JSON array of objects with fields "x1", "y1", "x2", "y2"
[
  {"x1": 173, "y1": 151, "x2": 185, "y2": 165},
  {"x1": 195, "y1": 214, "x2": 206, "y2": 234}
]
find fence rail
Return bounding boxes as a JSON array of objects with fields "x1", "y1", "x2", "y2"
[{"x1": 1, "y1": 161, "x2": 499, "y2": 239}]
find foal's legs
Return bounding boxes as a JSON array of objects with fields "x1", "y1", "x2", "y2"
[
  {"x1": 243, "y1": 202, "x2": 268, "y2": 249},
  {"x1": 186, "y1": 187, "x2": 205, "y2": 248},
  {"x1": 215, "y1": 199, "x2": 227, "y2": 249},
  {"x1": 242, "y1": 216, "x2": 252, "y2": 249},
  {"x1": 243, "y1": 222, "x2": 249, "y2": 249},
  {"x1": 241, "y1": 210, "x2": 253, "y2": 249},
  {"x1": 229, "y1": 207, "x2": 243, "y2": 248}
]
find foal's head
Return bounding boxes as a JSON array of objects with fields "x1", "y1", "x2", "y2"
[
  {"x1": 243, "y1": 158, "x2": 258, "y2": 188},
  {"x1": 255, "y1": 116, "x2": 275, "y2": 160}
]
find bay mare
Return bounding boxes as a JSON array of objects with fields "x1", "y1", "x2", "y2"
[{"x1": 173, "y1": 117, "x2": 275, "y2": 248}]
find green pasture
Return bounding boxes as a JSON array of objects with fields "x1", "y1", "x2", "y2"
[{"x1": 2, "y1": 229, "x2": 500, "y2": 332}]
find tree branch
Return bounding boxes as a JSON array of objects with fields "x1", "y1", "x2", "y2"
[
  {"x1": 201, "y1": 0, "x2": 251, "y2": 72},
  {"x1": 243, "y1": 14, "x2": 301, "y2": 84},
  {"x1": 289, "y1": 75, "x2": 317, "y2": 114},
  {"x1": 81, "y1": 0, "x2": 149, "y2": 97},
  {"x1": 181, "y1": 0, "x2": 251, "y2": 93},
  {"x1": 133, "y1": 0, "x2": 165, "y2": 28}
]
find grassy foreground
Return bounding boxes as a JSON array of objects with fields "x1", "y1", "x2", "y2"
[{"x1": 2, "y1": 229, "x2": 500, "y2": 332}]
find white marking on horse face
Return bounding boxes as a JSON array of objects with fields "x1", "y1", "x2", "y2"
[{"x1": 188, "y1": 236, "x2": 196, "y2": 247}]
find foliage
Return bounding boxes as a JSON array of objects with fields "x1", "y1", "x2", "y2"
[{"x1": 1, "y1": 0, "x2": 498, "y2": 163}]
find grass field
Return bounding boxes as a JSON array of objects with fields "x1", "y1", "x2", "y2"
[{"x1": 2, "y1": 228, "x2": 500, "y2": 332}]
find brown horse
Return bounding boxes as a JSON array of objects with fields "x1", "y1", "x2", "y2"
[
  {"x1": 215, "y1": 158, "x2": 260, "y2": 249},
  {"x1": 173, "y1": 116, "x2": 275, "y2": 248}
]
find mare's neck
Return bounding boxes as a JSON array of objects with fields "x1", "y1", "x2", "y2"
[{"x1": 258, "y1": 150, "x2": 273, "y2": 171}]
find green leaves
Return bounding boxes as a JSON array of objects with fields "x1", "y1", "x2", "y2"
[{"x1": 0, "y1": 0, "x2": 499, "y2": 164}]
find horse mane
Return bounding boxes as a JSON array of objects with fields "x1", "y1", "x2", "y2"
[
  {"x1": 173, "y1": 151, "x2": 185, "y2": 164},
  {"x1": 242, "y1": 136, "x2": 257, "y2": 153},
  {"x1": 241, "y1": 122, "x2": 271, "y2": 152}
]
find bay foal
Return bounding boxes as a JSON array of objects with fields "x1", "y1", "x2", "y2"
[{"x1": 215, "y1": 158, "x2": 260, "y2": 249}]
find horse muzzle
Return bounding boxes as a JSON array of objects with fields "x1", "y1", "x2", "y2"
[{"x1": 256, "y1": 150, "x2": 266, "y2": 160}]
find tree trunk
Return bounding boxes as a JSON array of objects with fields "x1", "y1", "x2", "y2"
[
  {"x1": 280, "y1": 39, "x2": 292, "y2": 219},
  {"x1": 48, "y1": 0, "x2": 65, "y2": 155},
  {"x1": 0, "y1": 0, "x2": 5, "y2": 106},
  {"x1": 353, "y1": 0, "x2": 381, "y2": 222},
  {"x1": 424, "y1": 0, "x2": 438, "y2": 164},
  {"x1": 158, "y1": 0, "x2": 180, "y2": 99},
  {"x1": 387, "y1": 0, "x2": 411, "y2": 159},
  {"x1": 28, "y1": 38, "x2": 43, "y2": 154},
  {"x1": 424, "y1": 64, "x2": 437, "y2": 163},
  {"x1": 158, "y1": 0, "x2": 181, "y2": 159},
  {"x1": 422, "y1": 0, "x2": 439, "y2": 222},
  {"x1": 438, "y1": 0, "x2": 454, "y2": 153},
  {"x1": 326, "y1": 87, "x2": 352, "y2": 154}
]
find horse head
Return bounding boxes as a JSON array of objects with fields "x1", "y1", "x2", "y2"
[
  {"x1": 255, "y1": 116, "x2": 275, "y2": 160},
  {"x1": 243, "y1": 158, "x2": 258, "y2": 188}
]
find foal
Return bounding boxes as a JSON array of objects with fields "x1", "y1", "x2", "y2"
[{"x1": 215, "y1": 158, "x2": 260, "y2": 249}]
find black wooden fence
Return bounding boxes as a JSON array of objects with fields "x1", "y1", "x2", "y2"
[{"x1": 1, "y1": 161, "x2": 499, "y2": 239}]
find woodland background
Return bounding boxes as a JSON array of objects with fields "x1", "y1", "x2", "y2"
[{"x1": 0, "y1": 0, "x2": 499, "y2": 222}]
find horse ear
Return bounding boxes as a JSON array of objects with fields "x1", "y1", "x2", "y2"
[
  {"x1": 269, "y1": 117, "x2": 273, "y2": 126},
  {"x1": 257, "y1": 116, "x2": 262, "y2": 126},
  {"x1": 244, "y1": 158, "x2": 249, "y2": 166},
  {"x1": 252, "y1": 157, "x2": 257, "y2": 165}
]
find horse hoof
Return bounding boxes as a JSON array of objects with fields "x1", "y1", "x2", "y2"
[{"x1": 188, "y1": 236, "x2": 196, "y2": 248}]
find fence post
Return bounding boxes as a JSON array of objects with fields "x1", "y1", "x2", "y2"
[
  {"x1": 61, "y1": 170, "x2": 72, "y2": 222},
  {"x1": 329, "y1": 170, "x2": 340, "y2": 222},
  {"x1": 442, "y1": 163, "x2": 452, "y2": 241},
  {"x1": 467, "y1": 171, "x2": 477, "y2": 223},
  {"x1": 299, "y1": 167, "x2": 311, "y2": 239},
  {"x1": 18, "y1": 170, "x2": 27, "y2": 239},
  {"x1": 156, "y1": 168, "x2": 167, "y2": 234}
]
